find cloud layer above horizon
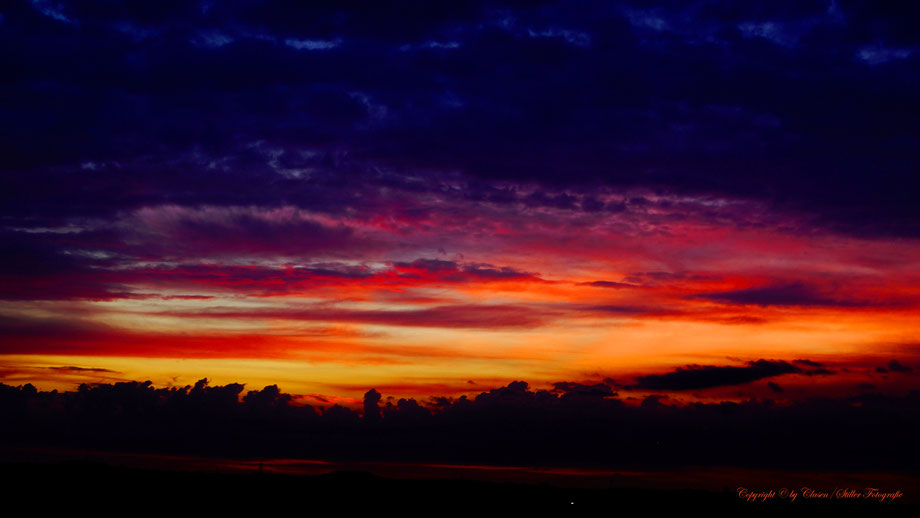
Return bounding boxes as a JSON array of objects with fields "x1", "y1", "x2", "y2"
[{"x1": 2, "y1": 0, "x2": 920, "y2": 402}]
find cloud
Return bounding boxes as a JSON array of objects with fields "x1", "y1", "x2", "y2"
[
  {"x1": 692, "y1": 282, "x2": 869, "y2": 308},
  {"x1": 3, "y1": 0, "x2": 920, "y2": 239},
  {"x1": 551, "y1": 381, "x2": 617, "y2": 398},
  {"x1": 392, "y1": 258, "x2": 541, "y2": 283},
  {"x1": 30, "y1": 0, "x2": 76, "y2": 24},
  {"x1": 793, "y1": 359, "x2": 823, "y2": 367},
  {"x1": 886, "y1": 360, "x2": 914, "y2": 374},
  {"x1": 0, "y1": 248, "x2": 547, "y2": 300},
  {"x1": 160, "y1": 303, "x2": 556, "y2": 330},
  {"x1": 632, "y1": 360, "x2": 801, "y2": 391},
  {"x1": 856, "y1": 45, "x2": 914, "y2": 65},
  {"x1": 48, "y1": 366, "x2": 119, "y2": 373},
  {"x1": 284, "y1": 38, "x2": 341, "y2": 51},
  {"x1": 801, "y1": 368, "x2": 836, "y2": 376},
  {"x1": 579, "y1": 280, "x2": 635, "y2": 289}
]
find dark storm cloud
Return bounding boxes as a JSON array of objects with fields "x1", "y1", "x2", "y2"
[
  {"x1": 633, "y1": 359, "x2": 801, "y2": 391},
  {"x1": 2, "y1": 1, "x2": 919, "y2": 236}
]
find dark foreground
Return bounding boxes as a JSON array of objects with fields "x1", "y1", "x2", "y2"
[
  {"x1": 4, "y1": 460, "x2": 738, "y2": 511},
  {"x1": 4, "y1": 461, "x2": 914, "y2": 510}
]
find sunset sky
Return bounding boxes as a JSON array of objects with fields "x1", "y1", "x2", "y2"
[{"x1": 2, "y1": 0, "x2": 919, "y2": 408}]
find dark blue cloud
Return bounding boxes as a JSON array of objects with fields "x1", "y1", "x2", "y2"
[{"x1": 2, "y1": 0, "x2": 919, "y2": 236}]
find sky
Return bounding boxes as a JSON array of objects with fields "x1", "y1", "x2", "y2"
[{"x1": 2, "y1": 0, "x2": 920, "y2": 410}]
